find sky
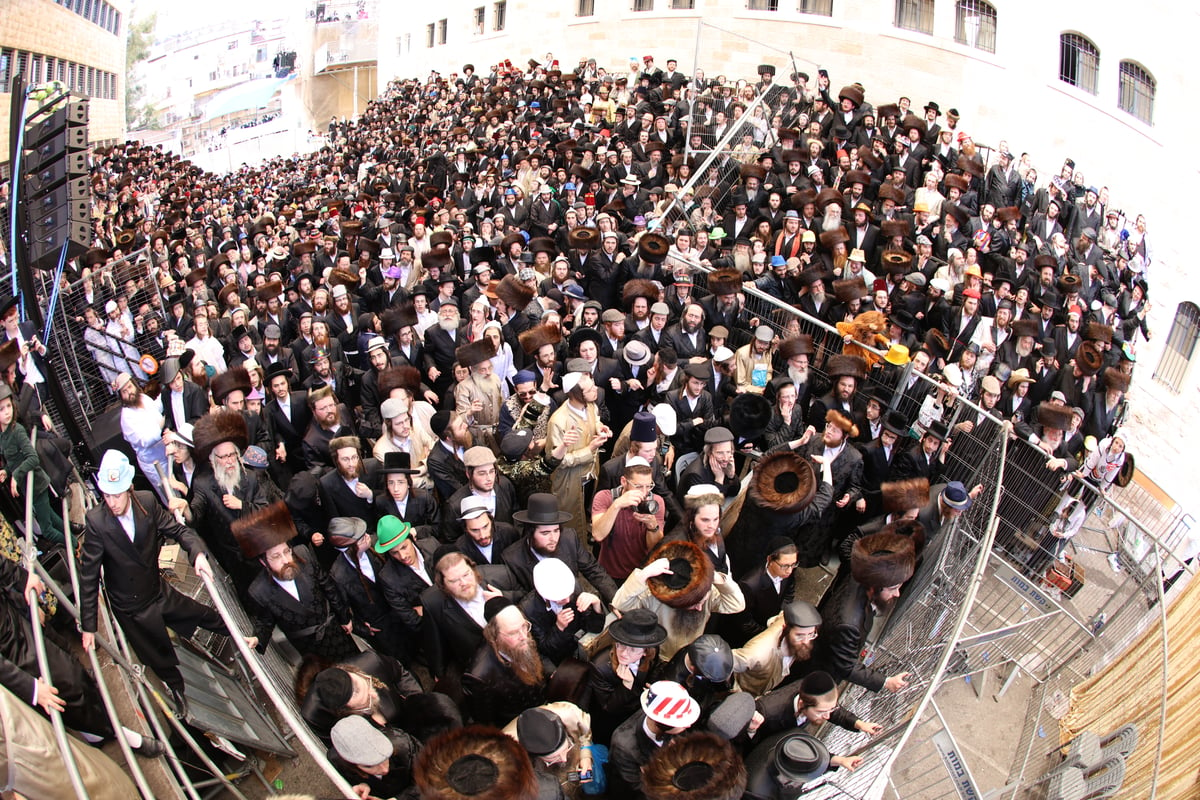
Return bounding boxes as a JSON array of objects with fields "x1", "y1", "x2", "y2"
[{"x1": 133, "y1": 0, "x2": 297, "y2": 38}]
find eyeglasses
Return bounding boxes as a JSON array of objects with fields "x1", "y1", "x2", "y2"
[
  {"x1": 773, "y1": 560, "x2": 799, "y2": 572},
  {"x1": 213, "y1": 450, "x2": 240, "y2": 461}
]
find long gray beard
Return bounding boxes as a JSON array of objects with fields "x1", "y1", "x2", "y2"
[
  {"x1": 213, "y1": 459, "x2": 244, "y2": 495},
  {"x1": 822, "y1": 206, "x2": 843, "y2": 232}
]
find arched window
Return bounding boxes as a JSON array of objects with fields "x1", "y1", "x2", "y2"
[
  {"x1": 1118, "y1": 61, "x2": 1155, "y2": 125},
  {"x1": 895, "y1": 0, "x2": 934, "y2": 34},
  {"x1": 1059, "y1": 32, "x2": 1100, "y2": 94},
  {"x1": 954, "y1": 0, "x2": 996, "y2": 53}
]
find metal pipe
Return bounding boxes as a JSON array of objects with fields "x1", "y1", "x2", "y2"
[
  {"x1": 1148, "y1": 542, "x2": 1169, "y2": 800},
  {"x1": 197, "y1": 569, "x2": 360, "y2": 799},
  {"x1": 22, "y1": 471, "x2": 88, "y2": 800},
  {"x1": 870, "y1": 431, "x2": 1010, "y2": 795}
]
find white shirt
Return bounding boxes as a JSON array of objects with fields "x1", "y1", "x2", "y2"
[
  {"x1": 116, "y1": 505, "x2": 136, "y2": 542},
  {"x1": 458, "y1": 589, "x2": 487, "y2": 627},
  {"x1": 272, "y1": 576, "x2": 300, "y2": 602}
]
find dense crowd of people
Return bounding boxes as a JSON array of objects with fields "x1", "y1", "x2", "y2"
[{"x1": 0, "y1": 50, "x2": 1154, "y2": 799}]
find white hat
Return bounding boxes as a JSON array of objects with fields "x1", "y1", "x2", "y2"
[
  {"x1": 625, "y1": 456, "x2": 651, "y2": 469},
  {"x1": 172, "y1": 422, "x2": 195, "y2": 448},
  {"x1": 104, "y1": 300, "x2": 118, "y2": 314},
  {"x1": 459, "y1": 495, "x2": 491, "y2": 520},
  {"x1": 685, "y1": 483, "x2": 723, "y2": 498},
  {"x1": 641, "y1": 681, "x2": 700, "y2": 727},
  {"x1": 533, "y1": 558, "x2": 576, "y2": 603},
  {"x1": 562, "y1": 372, "x2": 583, "y2": 394},
  {"x1": 331, "y1": 284, "x2": 349, "y2": 298},
  {"x1": 96, "y1": 450, "x2": 135, "y2": 495},
  {"x1": 651, "y1": 403, "x2": 677, "y2": 436},
  {"x1": 331, "y1": 716, "x2": 392, "y2": 767},
  {"x1": 712, "y1": 346, "x2": 734, "y2": 362},
  {"x1": 380, "y1": 397, "x2": 408, "y2": 420},
  {"x1": 941, "y1": 363, "x2": 963, "y2": 388},
  {"x1": 380, "y1": 248, "x2": 396, "y2": 260}
]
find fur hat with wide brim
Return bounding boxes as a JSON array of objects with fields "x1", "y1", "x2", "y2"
[
  {"x1": 778, "y1": 335, "x2": 815, "y2": 361},
  {"x1": 192, "y1": 408, "x2": 249, "y2": 464},
  {"x1": 457, "y1": 338, "x2": 498, "y2": 367},
  {"x1": 880, "y1": 218, "x2": 910, "y2": 239},
  {"x1": 638, "y1": 233, "x2": 671, "y2": 264},
  {"x1": 1083, "y1": 321, "x2": 1113, "y2": 344},
  {"x1": 706, "y1": 268, "x2": 743, "y2": 297},
  {"x1": 750, "y1": 451, "x2": 818, "y2": 513},
  {"x1": 623, "y1": 279, "x2": 661, "y2": 310},
  {"x1": 1103, "y1": 366, "x2": 1131, "y2": 393},
  {"x1": 1036, "y1": 402, "x2": 1074, "y2": 432},
  {"x1": 414, "y1": 725, "x2": 539, "y2": 800},
  {"x1": 815, "y1": 187, "x2": 844, "y2": 211},
  {"x1": 850, "y1": 531, "x2": 916, "y2": 589},
  {"x1": 495, "y1": 275, "x2": 535, "y2": 309},
  {"x1": 641, "y1": 731, "x2": 747, "y2": 800},
  {"x1": 231, "y1": 501, "x2": 297, "y2": 560},
  {"x1": 646, "y1": 540, "x2": 715, "y2": 609},
  {"x1": 568, "y1": 227, "x2": 600, "y2": 250},
  {"x1": 825, "y1": 354, "x2": 868, "y2": 380},
  {"x1": 518, "y1": 323, "x2": 563, "y2": 355},
  {"x1": 833, "y1": 276, "x2": 868, "y2": 304},
  {"x1": 819, "y1": 228, "x2": 850, "y2": 249},
  {"x1": 381, "y1": 304, "x2": 419, "y2": 336},
  {"x1": 1076, "y1": 341, "x2": 1104, "y2": 376},
  {"x1": 327, "y1": 268, "x2": 360, "y2": 289},
  {"x1": 1010, "y1": 319, "x2": 1040, "y2": 340},
  {"x1": 729, "y1": 393, "x2": 772, "y2": 442},
  {"x1": 378, "y1": 365, "x2": 423, "y2": 399},
  {"x1": 210, "y1": 366, "x2": 252, "y2": 404},
  {"x1": 882, "y1": 478, "x2": 930, "y2": 514}
]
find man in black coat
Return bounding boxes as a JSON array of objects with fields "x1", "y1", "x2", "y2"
[
  {"x1": 263, "y1": 363, "x2": 312, "y2": 477},
  {"x1": 326, "y1": 517, "x2": 403, "y2": 659},
  {"x1": 666, "y1": 363, "x2": 719, "y2": 455},
  {"x1": 814, "y1": 530, "x2": 915, "y2": 693},
  {"x1": 736, "y1": 538, "x2": 798, "y2": 642},
  {"x1": 423, "y1": 304, "x2": 466, "y2": 397},
  {"x1": 80, "y1": 451, "x2": 225, "y2": 716},
  {"x1": 440, "y1": 446, "x2": 519, "y2": 542},
  {"x1": 420, "y1": 551, "x2": 522, "y2": 676},
  {"x1": 300, "y1": 650, "x2": 424, "y2": 742},
  {"x1": 160, "y1": 357, "x2": 209, "y2": 432},
  {"x1": 318, "y1": 437, "x2": 380, "y2": 525},
  {"x1": 301, "y1": 386, "x2": 357, "y2": 471},
  {"x1": 502, "y1": 493, "x2": 618, "y2": 603},
  {"x1": 462, "y1": 602, "x2": 554, "y2": 727},
  {"x1": 454, "y1": 501, "x2": 519, "y2": 566},
  {"x1": 375, "y1": 518, "x2": 440, "y2": 659},
  {"x1": 425, "y1": 410, "x2": 469, "y2": 503}
]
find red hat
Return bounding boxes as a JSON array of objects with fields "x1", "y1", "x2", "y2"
[
  {"x1": 414, "y1": 216, "x2": 425, "y2": 225},
  {"x1": 644, "y1": 55, "x2": 654, "y2": 62},
  {"x1": 957, "y1": 131, "x2": 970, "y2": 143},
  {"x1": 872, "y1": 278, "x2": 889, "y2": 292},
  {"x1": 584, "y1": 193, "x2": 596, "y2": 206},
  {"x1": 962, "y1": 287, "x2": 982, "y2": 299}
]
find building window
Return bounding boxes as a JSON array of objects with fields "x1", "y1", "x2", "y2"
[
  {"x1": 1059, "y1": 32, "x2": 1100, "y2": 94},
  {"x1": 670, "y1": 0, "x2": 695, "y2": 7},
  {"x1": 747, "y1": 0, "x2": 779, "y2": 10},
  {"x1": 474, "y1": 6, "x2": 485, "y2": 34},
  {"x1": 427, "y1": 23, "x2": 436, "y2": 47},
  {"x1": 633, "y1": 0, "x2": 654, "y2": 10},
  {"x1": 954, "y1": 0, "x2": 995, "y2": 52},
  {"x1": 1118, "y1": 61, "x2": 1155, "y2": 125},
  {"x1": 404, "y1": 33, "x2": 411, "y2": 53},
  {"x1": 493, "y1": 1, "x2": 506, "y2": 30},
  {"x1": 0, "y1": 50, "x2": 11, "y2": 86},
  {"x1": 798, "y1": 0, "x2": 832, "y2": 14},
  {"x1": 1154, "y1": 302, "x2": 1200, "y2": 393},
  {"x1": 894, "y1": 0, "x2": 934, "y2": 34},
  {"x1": 578, "y1": 0, "x2": 595, "y2": 14},
  {"x1": 438, "y1": 18, "x2": 448, "y2": 44},
  {"x1": 228, "y1": 40, "x2": 239, "y2": 50}
]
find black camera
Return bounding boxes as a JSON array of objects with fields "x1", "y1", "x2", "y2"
[{"x1": 637, "y1": 497, "x2": 659, "y2": 515}]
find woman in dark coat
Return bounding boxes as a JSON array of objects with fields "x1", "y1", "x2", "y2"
[{"x1": 586, "y1": 609, "x2": 665, "y2": 743}]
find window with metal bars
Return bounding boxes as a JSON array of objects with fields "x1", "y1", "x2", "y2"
[
  {"x1": 427, "y1": 23, "x2": 435, "y2": 47},
  {"x1": 578, "y1": 0, "x2": 595, "y2": 14},
  {"x1": 670, "y1": 0, "x2": 695, "y2": 8},
  {"x1": 798, "y1": 0, "x2": 832, "y2": 14},
  {"x1": 1118, "y1": 60, "x2": 1154, "y2": 125},
  {"x1": 954, "y1": 0, "x2": 995, "y2": 52},
  {"x1": 747, "y1": 0, "x2": 779, "y2": 9},
  {"x1": 1059, "y1": 32, "x2": 1099, "y2": 94},
  {"x1": 1154, "y1": 303, "x2": 1200, "y2": 392},
  {"x1": 474, "y1": 6, "x2": 485, "y2": 34},
  {"x1": 894, "y1": 0, "x2": 934, "y2": 33},
  {"x1": 493, "y1": 0, "x2": 506, "y2": 30},
  {"x1": 633, "y1": 0, "x2": 654, "y2": 10},
  {"x1": 438, "y1": 18, "x2": 448, "y2": 44}
]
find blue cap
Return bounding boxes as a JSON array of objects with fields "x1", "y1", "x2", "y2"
[
  {"x1": 770, "y1": 255, "x2": 787, "y2": 267},
  {"x1": 942, "y1": 481, "x2": 972, "y2": 510},
  {"x1": 514, "y1": 369, "x2": 538, "y2": 385},
  {"x1": 243, "y1": 446, "x2": 269, "y2": 469},
  {"x1": 564, "y1": 182, "x2": 577, "y2": 192},
  {"x1": 530, "y1": 101, "x2": 541, "y2": 108},
  {"x1": 505, "y1": 188, "x2": 516, "y2": 196}
]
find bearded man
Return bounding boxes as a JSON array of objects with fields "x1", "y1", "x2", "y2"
[
  {"x1": 113, "y1": 372, "x2": 170, "y2": 504},
  {"x1": 453, "y1": 339, "x2": 503, "y2": 451},
  {"x1": 733, "y1": 600, "x2": 823, "y2": 696},
  {"x1": 319, "y1": 436, "x2": 378, "y2": 524},
  {"x1": 235, "y1": 502, "x2": 356, "y2": 660},
  {"x1": 184, "y1": 409, "x2": 270, "y2": 591},
  {"x1": 462, "y1": 601, "x2": 554, "y2": 726}
]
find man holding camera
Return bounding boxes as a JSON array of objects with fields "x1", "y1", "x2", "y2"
[{"x1": 590, "y1": 459, "x2": 667, "y2": 581}]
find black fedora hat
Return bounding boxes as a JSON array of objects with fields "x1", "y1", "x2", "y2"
[
  {"x1": 568, "y1": 325, "x2": 603, "y2": 354},
  {"x1": 513, "y1": 493, "x2": 573, "y2": 525},
  {"x1": 380, "y1": 451, "x2": 418, "y2": 474},
  {"x1": 729, "y1": 393, "x2": 772, "y2": 442},
  {"x1": 608, "y1": 608, "x2": 668, "y2": 648},
  {"x1": 774, "y1": 732, "x2": 831, "y2": 783},
  {"x1": 883, "y1": 410, "x2": 909, "y2": 437}
]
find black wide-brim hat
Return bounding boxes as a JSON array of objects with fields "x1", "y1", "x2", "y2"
[
  {"x1": 608, "y1": 607, "x2": 668, "y2": 648},
  {"x1": 729, "y1": 393, "x2": 772, "y2": 442},
  {"x1": 380, "y1": 450, "x2": 418, "y2": 474},
  {"x1": 512, "y1": 493, "x2": 574, "y2": 525}
]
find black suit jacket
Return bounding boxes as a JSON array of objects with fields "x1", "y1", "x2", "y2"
[
  {"x1": 79, "y1": 491, "x2": 209, "y2": 632},
  {"x1": 426, "y1": 442, "x2": 467, "y2": 502},
  {"x1": 420, "y1": 565, "x2": 521, "y2": 675},
  {"x1": 319, "y1": 465, "x2": 381, "y2": 526},
  {"x1": 455, "y1": 521, "x2": 519, "y2": 566},
  {"x1": 440, "y1": 477, "x2": 518, "y2": 542},
  {"x1": 246, "y1": 544, "x2": 352, "y2": 653},
  {"x1": 737, "y1": 564, "x2": 794, "y2": 634},
  {"x1": 161, "y1": 381, "x2": 209, "y2": 431},
  {"x1": 501, "y1": 531, "x2": 618, "y2": 604},
  {"x1": 378, "y1": 536, "x2": 440, "y2": 633}
]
